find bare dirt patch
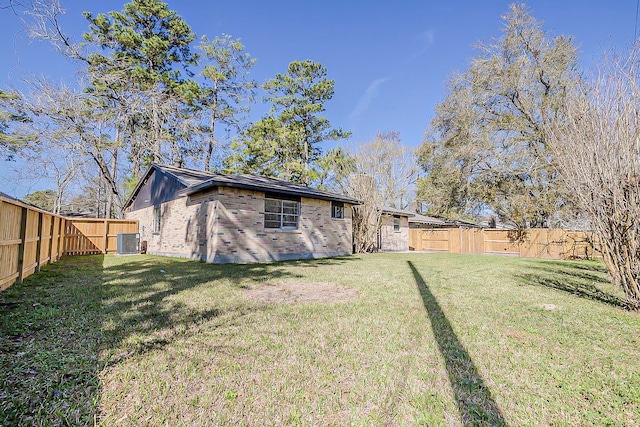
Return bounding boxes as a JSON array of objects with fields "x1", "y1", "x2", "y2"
[{"x1": 244, "y1": 281, "x2": 358, "y2": 304}]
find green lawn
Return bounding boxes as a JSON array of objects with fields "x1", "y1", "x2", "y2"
[{"x1": 1, "y1": 252, "x2": 639, "y2": 426}]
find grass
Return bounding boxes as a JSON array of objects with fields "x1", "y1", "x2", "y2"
[{"x1": 1, "y1": 252, "x2": 639, "y2": 426}]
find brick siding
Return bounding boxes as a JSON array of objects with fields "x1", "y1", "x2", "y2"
[{"x1": 126, "y1": 187, "x2": 353, "y2": 263}]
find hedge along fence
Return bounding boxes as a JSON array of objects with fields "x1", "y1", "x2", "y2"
[
  {"x1": 0, "y1": 194, "x2": 138, "y2": 291},
  {"x1": 409, "y1": 227, "x2": 600, "y2": 260}
]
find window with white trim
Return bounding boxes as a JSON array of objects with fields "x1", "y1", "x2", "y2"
[
  {"x1": 331, "y1": 201, "x2": 344, "y2": 219},
  {"x1": 264, "y1": 197, "x2": 300, "y2": 229}
]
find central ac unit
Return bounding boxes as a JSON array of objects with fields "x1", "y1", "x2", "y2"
[{"x1": 117, "y1": 233, "x2": 140, "y2": 255}]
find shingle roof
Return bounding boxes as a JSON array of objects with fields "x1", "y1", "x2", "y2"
[
  {"x1": 409, "y1": 213, "x2": 447, "y2": 225},
  {"x1": 153, "y1": 164, "x2": 217, "y2": 187},
  {"x1": 408, "y1": 213, "x2": 478, "y2": 227},
  {"x1": 136, "y1": 164, "x2": 361, "y2": 205},
  {"x1": 380, "y1": 207, "x2": 416, "y2": 217},
  {"x1": 182, "y1": 170, "x2": 361, "y2": 204}
]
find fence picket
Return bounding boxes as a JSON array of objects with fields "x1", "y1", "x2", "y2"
[
  {"x1": 409, "y1": 227, "x2": 600, "y2": 260},
  {"x1": 0, "y1": 194, "x2": 138, "y2": 291}
]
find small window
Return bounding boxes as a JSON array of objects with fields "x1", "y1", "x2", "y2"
[
  {"x1": 393, "y1": 215, "x2": 401, "y2": 232},
  {"x1": 331, "y1": 201, "x2": 344, "y2": 219},
  {"x1": 264, "y1": 198, "x2": 300, "y2": 229},
  {"x1": 153, "y1": 206, "x2": 161, "y2": 233}
]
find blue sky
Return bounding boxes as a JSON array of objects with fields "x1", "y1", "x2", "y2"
[{"x1": 0, "y1": 0, "x2": 636, "y2": 197}]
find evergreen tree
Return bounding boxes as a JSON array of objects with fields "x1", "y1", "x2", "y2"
[
  {"x1": 198, "y1": 35, "x2": 256, "y2": 170},
  {"x1": 226, "y1": 60, "x2": 350, "y2": 185},
  {"x1": 83, "y1": 0, "x2": 198, "y2": 170},
  {"x1": 23, "y1": 190, "x2": 56, "y2": 212}
]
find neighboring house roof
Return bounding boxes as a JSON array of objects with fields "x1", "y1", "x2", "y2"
[
  {"x1": 409, "y1": 213, "x2": 448, "y2": 226},
  {"x1": 380, "y1": 207, "x2": 415, "y2": 217},
  {"x1": 476, "y1": 215, "x2": 517, "y2": 229},
  {"x1": 124, "y1": 163, "x2": 361, "y2": 209},
  {"x1": 61, "y1": 211, "x2": 98, "y2": 218},
  {"x1": 451, "y1": 218, "x2": 479, "y2": 227},
  {"x1": 409, "y1": 213, "x2": 478, "y2": 227}
]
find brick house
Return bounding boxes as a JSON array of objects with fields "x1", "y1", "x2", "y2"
[
  {"x1": 377, "y1": 207, "x2": 414, "y2": 252},
  {"x1": 123, "y1": 164, "x2": 360, "y2": 263}
]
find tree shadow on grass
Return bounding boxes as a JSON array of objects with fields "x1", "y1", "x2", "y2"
[
  {"x1": 0, "y1": 256, "x2": 106, "y2": 426},
  {"x1": 516, "y1": 260, "x2": 625, "y2": 309},
  {"x1": 407, "y1": 261, "x2": 508, "y2": 427},
  {"x1": 99, "y1": 254, "x2": 355, "y2": 362},
  {"x1": 0, "y1": 253, "x2": 355, "y2": 425}
]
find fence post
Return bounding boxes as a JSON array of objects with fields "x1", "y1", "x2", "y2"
[
  {"x1": 48, "y1": 215, "x2": 55, "y2": 264},
  {"x1": 59, "y1": 218, "x2": 67, "y2": 257},
  {"x1": 482, "y1": 229, "x2": 487, "y2": 255},
  {"x1": 16, "y1": 207, "x2": 28, "y2": 283},
  {"x1": 35, "y1": 212, "x2": 43, "y2": 272},
  {"x1": 102, "y1": 219, "x2": 109, "y2": 254}
]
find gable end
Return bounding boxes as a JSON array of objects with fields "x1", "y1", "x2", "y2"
[{"x1": 128, "y1": 168, "x2": 188, "y2": 212}]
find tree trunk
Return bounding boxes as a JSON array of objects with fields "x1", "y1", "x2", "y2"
[
  {"x1": 53, "y1": 189, "x2": 62, "y2": 215},
  {"x1": 205, "y1": 114, "x2": 216, "y2": 171},
  {"x1": 105, "y1": 147, "x2": 119, "y2": 218},
  {"x1": 205, "y1": 89, "x2": 218, "y2": 171},
  {"x1": 303, "y1": 138, "x2": 309, "y2": 186},
  {"x1": 152, "y1": 93, "x2": 162, "y2": 163}
]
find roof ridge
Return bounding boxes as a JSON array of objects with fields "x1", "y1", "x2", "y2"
[
  {"x1": 155, "y1": 163, "x2": 217, "y2": 176},
  {"x1": 182, "y1": 173, "x2": 360, "y2": 205}
]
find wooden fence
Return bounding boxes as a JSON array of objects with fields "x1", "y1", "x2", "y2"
[
  {"x1": 409, "y1": 227, "x2": 599, "y2": 260},
  {"x1": 0, "y1": 194, "x2": 138, "y2": 291},
  {"x1": 64, "y1": 218, "x2": 139, "y2": 256}
]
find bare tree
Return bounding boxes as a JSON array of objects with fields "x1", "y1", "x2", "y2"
[
  {"x1": 11, "y1": 142, "x2": 83, "y2": 214},
  {"x1": 345, "y1": 132, "x2": 417, "y2": 252},
  {"x1": 18, "y1": 79, "x2": 124, "y2": 215},
  {"x1": 355, "y1": 131, "x2": 417, "y2": 209},
  {"x1": 347, "y1": 174, "x2": 384, "y2": 253},
  {"x1": 548, "y1": 47, "x2": 640, "y2": 310},
  {"x1": 22, "y1": 0, "x2": 84, "y2": 59}
]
